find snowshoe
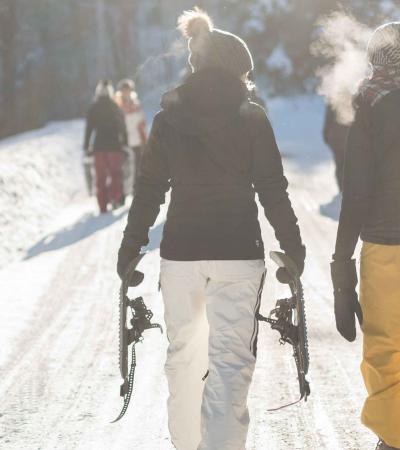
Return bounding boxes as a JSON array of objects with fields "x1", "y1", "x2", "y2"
[
  {"x1": 257, "y1": 251, "x2": 310, "y2": 410},
  {"x1": 82, "y1": 154, "x2": 94, "y2": 196},
  {"x1": 112, "y1": 254, "x2": 162, "y2": 422}
]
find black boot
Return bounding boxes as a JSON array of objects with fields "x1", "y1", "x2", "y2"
[{"x1": 376, "y1": 440, "x2": 400, "y2": 450}]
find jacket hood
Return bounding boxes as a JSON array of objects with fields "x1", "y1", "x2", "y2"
[{"x1": 161, "y1": 68, "x2": 248, "y2": 135}]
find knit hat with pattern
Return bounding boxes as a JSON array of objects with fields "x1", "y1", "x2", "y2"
[{"x1": 368, "y1": 22, "x2": 400, "y2": 68}]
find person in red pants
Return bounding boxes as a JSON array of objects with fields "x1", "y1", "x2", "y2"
[{"x1": 84, "y1": 80, "x2": 128, "y2": 213}]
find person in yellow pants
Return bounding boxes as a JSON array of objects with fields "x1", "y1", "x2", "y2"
[
  {"x1": 360, "y1": 243, "x2": 400, "y2": 448},
  {"x1": 331, "y1": 22, "x2": 400, "y2": 450}
]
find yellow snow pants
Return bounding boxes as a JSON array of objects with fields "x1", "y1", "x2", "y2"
[{"x1": 360, "y1": 242, "x2": 400, "y2": 448}]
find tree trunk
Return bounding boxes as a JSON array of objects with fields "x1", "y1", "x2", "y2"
[
  {"x1": 0, "y1": 0, "x2": 18, "y2": 136},
  {"x1": 70, "y1": 0, "x2": 90, "y2": 116}
]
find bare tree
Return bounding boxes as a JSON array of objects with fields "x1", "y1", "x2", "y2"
[{"x1": 0, "y1": 0, "x2": 17, "y2": 136}]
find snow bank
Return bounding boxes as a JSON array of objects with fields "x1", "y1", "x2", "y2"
[{"x1": 0, "y1": 121, "x2": 85, "y2": 268}]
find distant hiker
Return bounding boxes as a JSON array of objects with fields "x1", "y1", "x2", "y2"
[
  {"x1": 117, "y1": 8, "x2": 305, "y2": 450},
  {"x1": 331, "y1": 22, "x2": 400, "y2": 450},
  {"x1": 323, "y1": 103, "x2": 349, "y2": 191},
  {"x1": 115, "y1": 79, "x2": 147, "y2": 195},
  {"x1": 83, "y1": 80, "x2": 128, "y2": 213}
]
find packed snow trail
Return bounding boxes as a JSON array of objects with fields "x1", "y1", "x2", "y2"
[{"x1": 0, "y1": 101, "x2": 376, "y2": 449}]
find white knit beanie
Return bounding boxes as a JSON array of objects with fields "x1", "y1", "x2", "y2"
[
  {"x1": 95, "y1": 80, "x2": 114, "y2": 99},
  {"x1": 368, "y1": 22, "x2": 400, "y2": 67}
]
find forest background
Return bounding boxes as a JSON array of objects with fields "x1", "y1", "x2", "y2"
[{"x1": 0, "y1": 0, "x2": 397, "y2": 138}]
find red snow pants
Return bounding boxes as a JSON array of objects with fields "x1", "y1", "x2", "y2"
[{"x1": 94, "y1": 151, "x2": 124, "y2": 212}]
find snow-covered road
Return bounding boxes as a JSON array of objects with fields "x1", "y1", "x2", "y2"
[{"x1": 0, "y1": 105, "x2": 376, "y2": 449}]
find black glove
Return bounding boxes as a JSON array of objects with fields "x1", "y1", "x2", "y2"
[
  {"x1": 117, "y1": 245, "x2": 141, "y2": 284},
  {"x1": 276, "y1": 246, "x2": 306, "y2": 284},
  {"x1": 331, "y1": 259, "x2": 363, "y2": 342}
]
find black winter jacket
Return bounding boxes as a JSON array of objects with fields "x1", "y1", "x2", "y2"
[
  {"x1": 120, "y1": 68, "x2": 304, "y2": 262},
  {"x1": 334, "y1": 89, "x2": 400, "y2": 261},
  {"x1": 84, "y1": 97, "x2": 127, "y2": 152}
]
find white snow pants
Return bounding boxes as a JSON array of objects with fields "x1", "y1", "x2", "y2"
[{"x1": 160, "y1": 259, "x2": 266, "y2": 450}]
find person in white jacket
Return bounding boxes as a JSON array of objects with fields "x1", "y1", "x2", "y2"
[{"x1": 115, "y1": 79, "x2": 147, "y2": 195}]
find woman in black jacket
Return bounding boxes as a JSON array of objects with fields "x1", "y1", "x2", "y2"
[
  {"x1": 331, "y1": 22, "x2": 400, "y2": 450},
  {"x1": 118, "y1": 8, "x2": 305, "y2": 450},
  {"x1": 84, "y1": 80, "x2": 127, "y2": 213}
]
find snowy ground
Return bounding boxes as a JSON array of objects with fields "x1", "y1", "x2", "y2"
[
  {"x1": 0, "y1": 97, "x2": 375, "y2": 449},
  {"x1": 0, "y1": 121, "x2": 86, "y2": 269}
]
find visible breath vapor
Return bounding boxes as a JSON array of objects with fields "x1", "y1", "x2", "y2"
[
  {"x1": 312, "y1": 12, "x2": 372, "y2": 125},
  {"x1": 134, "y1": 38, "x2": 186, "y2": 78}
]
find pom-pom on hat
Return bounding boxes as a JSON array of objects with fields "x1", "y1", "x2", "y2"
[
  {"x1": 177, "y1": 7, "x2": 254, "y2": 77},
  {"x1": 368, "y1": 22, "x2": 400, "y2": 68}
]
